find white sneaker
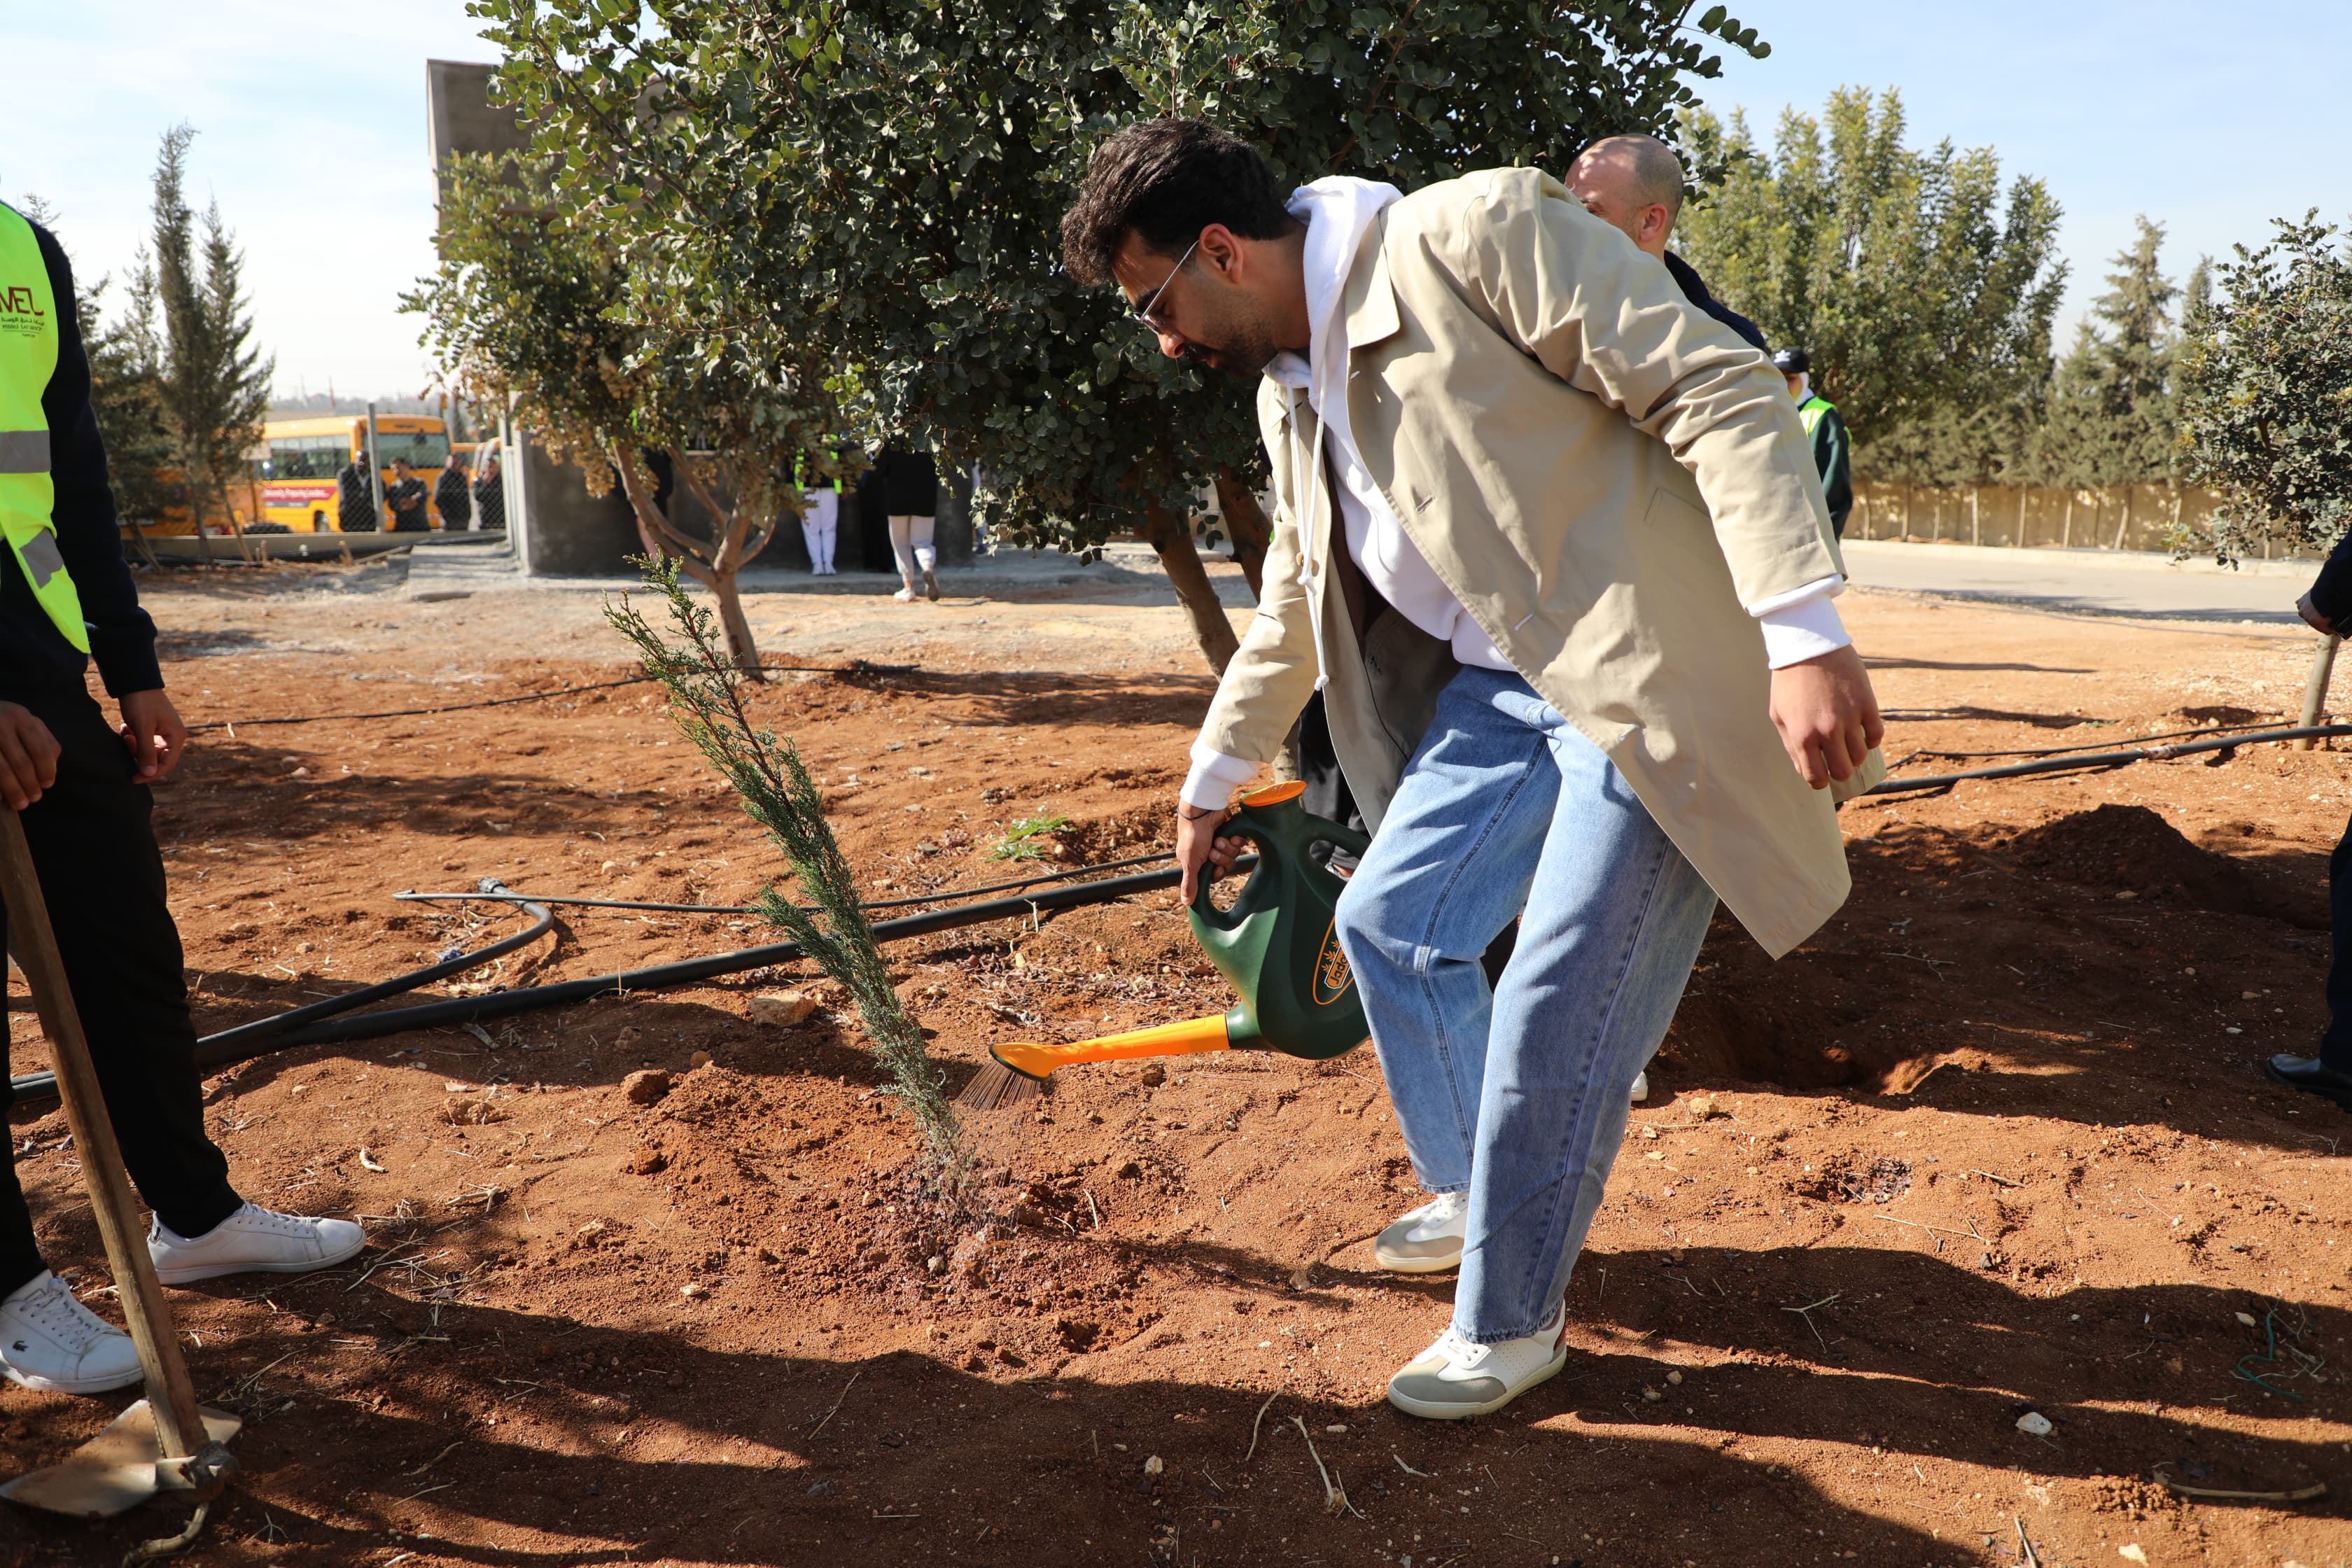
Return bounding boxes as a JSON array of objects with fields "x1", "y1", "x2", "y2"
[
  {"x1": 148, "y1": 1203, "x2": 366, "y2": 1284},
  {"x1": 1386, "y1": 1301, "x2": 1569, "y2": 1420},
  {"x1": 0, "y1": 1271, "x2": 145, "y2": 1394},
  {"x1": 1630, "y1": 1070, "x2": 1649, "y2": 1103},
  {"x1": 1372, "y1": 1190, "x2": 1468, "y2": 1273},
  {"x1": 892, "y1": 585, "x2": 918, "y2": 603},
  {"x1": 922, "y1": 568, "x2": 939, "y2": 601}
]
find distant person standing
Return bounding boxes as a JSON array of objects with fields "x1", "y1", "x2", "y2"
[
  {"x1": 875, "y1": 442, "x2": 939, "y2": 602},
  {"x1": 435, "y1": 452, "x2": 474, "y2": 531},
  {"x1": 1567, "y1": 134, "x2": 1770, "y2": 353},
  {"x1": 472, "y1": 449, "x2": 506, "y2": 532},
  {"x1": 799, "y1": 476, "x2": 839, "y2": 575},
  {"x1": 383, "y1": 458, "x2": 430, "y2": 532},
  {"x1": 1773, "y1": 348, "x2": 1852, "y2": 539},
  {"x1": 336, "y1": 449, "x2": 377, "y2": 531}
]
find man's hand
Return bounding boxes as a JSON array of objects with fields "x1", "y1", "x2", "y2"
[
  {"x1": 1175, "y1": 804, "x2": 1246, "y2": 904},
  {"x1": 0, "y1": 702, "x2": 61, "y2": 810},
  {"x1": 1768, "y1": 643, "x2": 1883, "y2": 790},
  {"x1": 118, "y1": 689, "x2": 188, "y2": 783},
  {"x1": 2299, "y1": 591, "x2": 2337, "y2": 637}
]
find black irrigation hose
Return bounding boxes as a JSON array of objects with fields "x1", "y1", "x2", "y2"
[
  {"x1": 185, "y1": 660, "x2": 919, "y2": 732},
  {"x1": 1894, "y1": 715, "x2": 2313, "y2": 764},
  {"x1": 6, "y1": 855, "x2": 1247, "y2": 1107},
  {"x1": 1863, "y1": 723, "x2": 2352, "y2": 797},
  {"x1": 391, "y1": 848, "x2": 1181, "y2": 918},
  {"x1": 197, "y1": 881, "x2": 554, "y2": 1055}
]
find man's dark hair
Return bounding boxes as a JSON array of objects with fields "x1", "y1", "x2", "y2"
[{"x1": 1060, "y1": 119, "x2": 1292, "y2": 287}]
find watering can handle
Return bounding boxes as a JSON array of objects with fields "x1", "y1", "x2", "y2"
[{"x1": 1186, "y1": 804, "x2": 1369, "y2": 932}]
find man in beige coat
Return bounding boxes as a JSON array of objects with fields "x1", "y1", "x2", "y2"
[{"x1": 1063, "y1": 121, "x2": 1882, "y2": 1420}]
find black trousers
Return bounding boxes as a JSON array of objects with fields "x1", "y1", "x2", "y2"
[
  {"x1": 2327, "y1": 813, "x2": 2352, "y2": 1070},
  {"x1": 0, "y1": 685, "x2": 239, "y2": 1297}
]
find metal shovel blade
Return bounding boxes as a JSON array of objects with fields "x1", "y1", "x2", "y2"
[{"x1": 0, "y1": 1401, "x2": 241, "y2": 1518}]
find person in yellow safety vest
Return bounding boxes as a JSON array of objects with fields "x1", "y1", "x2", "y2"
[
  {"x1": 0, "y1": 200, "x2": 365, "y2": 1396},
  {"x1": 1772, "y1": 346, "x2": 1852, "y2": 539}
]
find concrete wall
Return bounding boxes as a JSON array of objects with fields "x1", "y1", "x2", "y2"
[{"x1": 426, "y1": 59, "x2": 528, "y2": 197}]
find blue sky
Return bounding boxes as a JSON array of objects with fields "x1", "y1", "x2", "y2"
[{"x1": 5, "y1": 1, "x2": 2345, "y2": 400}]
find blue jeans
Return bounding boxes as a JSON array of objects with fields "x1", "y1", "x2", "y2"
[{"x1": 1335, "y1": 666, "x2": 1718, "y2": 1343}]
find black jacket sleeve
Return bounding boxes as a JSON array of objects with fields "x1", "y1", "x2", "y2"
[
  {"x1": 2310, "y1": 529, "x2": 2352, "y2": 628},
  {"x1": 1815, "y1": 405, "x2": 1852, "y2": 536},
  {"x1": 34, "y1": 220, "x2": 161, "y2": 695}
]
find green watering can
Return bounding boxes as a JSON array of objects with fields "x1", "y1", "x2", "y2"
[{"x1": 977, "y1": 783, "x2": 1370, "y2": 1088}]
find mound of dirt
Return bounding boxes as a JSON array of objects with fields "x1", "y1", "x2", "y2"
[{"x1": 2007, "y1": 803, "x2": 2325, "y2": 927}]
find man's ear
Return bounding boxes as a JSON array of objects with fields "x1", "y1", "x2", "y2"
[{"x1": 1196, "y1": 223, "x2": 1245, "y2": 283}]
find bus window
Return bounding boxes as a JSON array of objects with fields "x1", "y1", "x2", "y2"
[{"x1": 373, "y1": 431, "x2": 451, "y2": 470}]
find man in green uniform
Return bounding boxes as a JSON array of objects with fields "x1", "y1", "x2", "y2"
[
  {"x1": 0, "y1": 201, "x2": 365, "y2": 1395},
  {"x1": 1773, "y1": 347, "x2": 1852, "y2": 539}
]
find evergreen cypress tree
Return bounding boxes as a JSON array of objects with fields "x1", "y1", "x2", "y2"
[{"x1": 144, "y1": 125, "x2": 274, "y2": 559}]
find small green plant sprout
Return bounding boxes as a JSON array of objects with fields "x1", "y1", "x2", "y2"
[
  {"x1": 603, "y1": 556, "x2": 963, "y2": 1176},
  {"x1": 990, "y1": 814, "x2": 1072, "y2": 863}
]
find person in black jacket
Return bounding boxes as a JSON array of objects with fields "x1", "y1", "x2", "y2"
[
  {"x1": 0, "y1": 203, "x2": 366, "y2": 1397},
  {"x1": 2269, "y1": 564, "x2": 2352, "y2": 1107},
  {"x1": 383, "y1": 457, "x2": 430, "y2": 532},
  {"x1": 873, "y1": 442, "x2": 939, "y2": 601},
  {"x1": 435, "y1": 453, "x2": 473, "y2": 530},
  {"x1": 472, "y1": 449, "x2": 506, "y2": 531},
  {"x1": 1567, "y1": 134, "x2": 1770, "y2": 354},
  {"x1": 336, "y1": 450, "x2": 377, "y2": 531}
]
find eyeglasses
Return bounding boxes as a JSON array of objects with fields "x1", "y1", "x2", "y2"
[{"x1": 1131, "y1": 235, "x2": 1200, "y2": 333}]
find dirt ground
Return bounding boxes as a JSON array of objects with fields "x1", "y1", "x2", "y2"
[{"x1": 7, "y1": 558, "x2": 2352, "y2": 1568}]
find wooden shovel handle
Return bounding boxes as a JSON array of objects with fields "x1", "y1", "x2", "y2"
[{"x1": 0, "y1": 808, "x2": 203, "y2": 1459}]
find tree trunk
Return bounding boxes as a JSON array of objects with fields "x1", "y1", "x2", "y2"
[
  {"x1": 1146, "y1": 501, "x2": 1240, "y2": 674},
  {"x1": 1212, "y1": 467, "x2": 1270, "y2": 601},
  {"x1": 611, "y1": 444, "x2": 764, "y2": 676},
  {"x1": 2062, "y1": 491, "x2": 2073, "y2": 549},
  {"x1": 1969, "y1": 486, "x2": 1980, "y2": 547},
  {"x1": 710, "y1": 564, "x2": 762, "y2": 673},
  {"x1": 1856, "y1": 489, "x2": 1870, "y2": 540},
  {"x1": 186, "y1": 472, "x2": 215, "y2": 568},
  {"x1": 2112, "y1": 484, "x2": 2134, "y2": 550},
  {"x1": 2017, "y1": 484, "x2": 2028, "y2": 545}
]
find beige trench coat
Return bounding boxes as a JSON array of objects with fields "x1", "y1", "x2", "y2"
[{"x1": 1196, "y1": 167, "x2": 1875, "y2": 959}]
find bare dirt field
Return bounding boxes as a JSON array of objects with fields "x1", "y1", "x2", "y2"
[{"x1": 6, "y1": 559, "x2": 2352, "y2": 1568}]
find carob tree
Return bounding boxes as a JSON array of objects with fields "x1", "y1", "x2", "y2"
[{"x1": 478, "y1": 0, "x2": 1770, "y2": 673}]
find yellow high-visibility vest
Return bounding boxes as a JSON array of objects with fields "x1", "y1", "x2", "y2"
[
  {"x1": 1798, "y1": 394, "x2": 1835, "y2": 439},
  {"x1": 0, "y1": 202, "x2": 88, "y2": 653}
]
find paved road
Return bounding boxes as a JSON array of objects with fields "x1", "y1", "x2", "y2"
[{"x1": 1841, "y1": 539, "x2": 2316, "y2": 625}]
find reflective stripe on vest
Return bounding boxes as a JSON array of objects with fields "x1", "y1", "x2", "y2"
[
  {"x1": 1798, "y1": 395, "x2": 1834, "y2": 439},
  {"x1": 0, "y1": 202, "x2": 86, "y2": 654}
]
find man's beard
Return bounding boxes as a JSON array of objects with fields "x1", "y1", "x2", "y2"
[{"x1": 1182, "y1": 301, "x2": 1281, "y2": 380}]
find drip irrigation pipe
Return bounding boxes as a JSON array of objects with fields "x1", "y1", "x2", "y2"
[
  {"x1": 6, "y1": 855, "x2": 1247, "y2": 1107},
  {"x1": 1864, "y1": 722, "x2": 2352, "y2": 797},
  {"x1": 391, "y1": 848, "x2": 1180, "y2": 917},
  {"x1": 1893, "y1": 715, "x2": 2313, "y2": 764},
  {"x1": 186, "y1": 660, "x2": 918, "y2": 732}
]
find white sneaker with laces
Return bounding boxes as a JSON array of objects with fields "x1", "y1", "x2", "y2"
[
  {"x1": 1386, "y1": 1301, "x2": 1569, "y2": 1420},
  {"x1": 0, "y1": 1270, "x2": 145, "y2": 1394},
  {"x1": 1372, "y1": 1189, "x2": 1468, "y2": 1273},
  {"x1": 892, "y1": 584, "x2": 919, "y2": 603},
  {"x1": 148, "y1": 1203, "x2": 366, "y2": 1284}
]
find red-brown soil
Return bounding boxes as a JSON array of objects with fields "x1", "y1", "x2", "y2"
[{"x1": 6, "y1": 570, "x2": 2352, "y2": 1568}]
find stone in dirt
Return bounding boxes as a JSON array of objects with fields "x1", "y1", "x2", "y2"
[
  {"x1": 749, "y1": 991, "x2": 821, "y2": 1028},
  {"x1": 624, "y1": 1069, "x2": 673, "y2": 1105}
]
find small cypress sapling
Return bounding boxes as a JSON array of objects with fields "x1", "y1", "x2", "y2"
[{"x1": 603, "y1": 556, "x2": 964, "y2": 1175}]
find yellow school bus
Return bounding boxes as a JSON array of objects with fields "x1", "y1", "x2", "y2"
[{"x1": 239, "y1": 414, "x2": 456, "y2": 532}]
